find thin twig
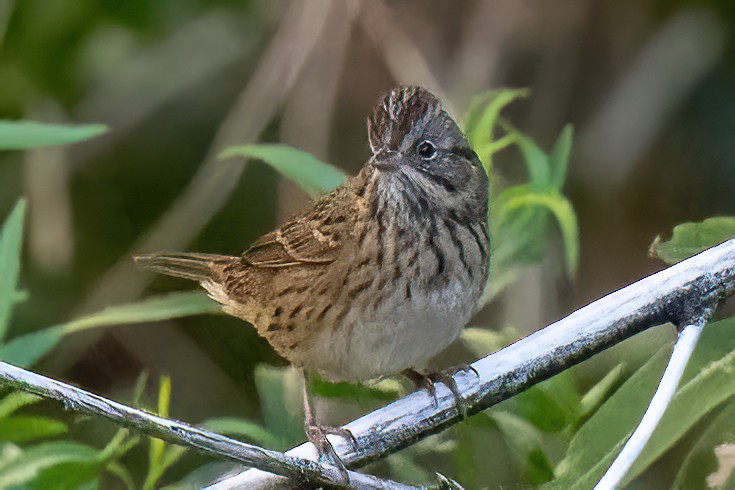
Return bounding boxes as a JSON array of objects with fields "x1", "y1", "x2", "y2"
[
  {"x1": 0, "y1": 361, "x2": 416, "y2": 490},
  {"x1": 594, "y1": 315, "x2": 712, "y2": 489},
  {"x1": 211, "y1": 238, "x2": 735, "y2": 489}
]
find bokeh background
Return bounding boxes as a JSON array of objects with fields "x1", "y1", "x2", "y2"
[{"x1": 2, "y1": 0, "x2": 735, "y2": 487}]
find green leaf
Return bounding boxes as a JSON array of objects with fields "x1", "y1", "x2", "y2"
[
  {"x1": 576, "y1": 363, "x2": 626, "y2": 426},
  {"x1": 220, "y1": 144, "x2": 347, "y2": 198},
  {"x1": 650, "y1": 217, "x2": 735, "y2": 264},
  {"x1": 0, "y1": 392, "x2": 41, "y2": 418},
  {"x1": 0, "y1": 416, "x2": 67, "y2": 443},
  {"x1": 0, "y1": 121, "x2": 107, "y2": 150},
  {"x1": 673, "y1": 400, "x2": 735, "y2": 489},
  {"x1": 254, "y1": 366, "x2": 302, "y2": 448},
  {"x1": 0, "y1": 441, "x2": 98, "y2": 487},
  {"x1": 464, "y1": 88, "x2": 530, "y2": 170},
  {"x1": 148, "y1": 375, "x2": 172, "y2": 485},
  {"x1": 201, "y1": 417, "x2": 279, "y2": 447},
  {"x1": 499, "y1": 370, "x2": 581, "y2": 433},
  {"x1": 0, "y1": 291, "x2": 220, "y2": 367},
  {"x1": 549, "y1": 125, "x2": 574, "y2": 189},
  {"x1": 29, "y1": 461, "x2": 102, "y2": 490},
  {"x1": 489, "y1": 411, "x2": 555, "y2": 484},
  {"x1": 309, "y1": 376, "x2": 400, "y2": 405},
  {"x1": 0, "y1": 199, "x2": 25, "y2": 341},
  {"x1": 504, "y1": 128, "x2": 551, "y2": 186},
  {"x1": 460, "y1": 326, "x2": 518, "y2": 357},
  {"x1": 494, "y1": 185, "x2": 579, "y2": 275}
]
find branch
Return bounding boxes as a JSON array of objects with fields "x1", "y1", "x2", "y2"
[
  {"x1": 210, "y1": 238, "x2": 735, "y2": 489},
  {"x1": 0, "y1": 361, "x2": 416, "y2": 489},
  {"x1": 595, "y1": 315, "x2": 712, "y2": 489}
]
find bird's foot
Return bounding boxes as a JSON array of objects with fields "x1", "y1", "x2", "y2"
[
  {"x1": 402, "y1": 365, "x2": 478, "y2": 416},
  {"x1": 304, "y1": 422, "x2": 357, "y2": 482}
]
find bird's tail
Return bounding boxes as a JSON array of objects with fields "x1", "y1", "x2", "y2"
[{"x1": 133, "y1": 252, "x2": 233, "y2": 282}]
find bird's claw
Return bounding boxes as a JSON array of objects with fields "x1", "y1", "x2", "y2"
[
  {"x1": 403, "y1": 365, "x2": 479, "y2": 416},
  {"x1": 304, "y1": 422, "x2": 357, "y2": 483}
]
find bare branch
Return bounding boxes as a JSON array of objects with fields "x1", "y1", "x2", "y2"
[
  {"x1": 595, "y1": 312, "x2": 713, "y2": 489},
  {"x1": 0, "y1": 361, "x2": 416, "y2": 490},
  {"x1": 211, "y1": 238, "x2": 735, "y2": 489}
]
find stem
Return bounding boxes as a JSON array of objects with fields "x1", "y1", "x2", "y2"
[{"x1": 594, "y1": 319, "x2": 708, "y2": 490}]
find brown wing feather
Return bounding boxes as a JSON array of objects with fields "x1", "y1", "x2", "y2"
[{"x1": 242, "y1": 196, "x2": 347, "y2": 268}]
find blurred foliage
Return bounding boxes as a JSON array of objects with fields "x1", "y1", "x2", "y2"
[
  {"x1": 650, "y1": 216, "x2": 735, "y2": 264},
  {"x1": 220, "y1": 144, "x2": 348, "y2": 199},
  {"x1": 0, "y1": 122, "x2": 107, "y2": 150},
  {"x1": 462, "y1": 90, "x2": 579, "y2": 300}
]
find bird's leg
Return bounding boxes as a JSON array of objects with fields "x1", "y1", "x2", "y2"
[
  {"x1": 402, "y1": 365, "x2": 478, "y2": 416},
  {"x1": 402, "y1": 368, "x2": 438, "y2": 405},
  {"x1": 300, "y1": 369, "x2": 357, "y2": 480}
]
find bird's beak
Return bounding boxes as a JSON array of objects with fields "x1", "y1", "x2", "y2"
[{"x1": 370, "y1": 149, "x2": 399, "y2": 172}]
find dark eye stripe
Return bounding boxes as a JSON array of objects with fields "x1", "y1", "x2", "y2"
[{"x1": 424, "y1": 172, "x2": 456, "y2": 192}]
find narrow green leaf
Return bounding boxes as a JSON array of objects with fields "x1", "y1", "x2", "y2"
[
  {"x1": 0, "y1": 291, "x2": 219, "y2": 367},
  {"x1": 650, "y1": 217, "x2": 735, "y2": 264},
  {"x1": 495, "y1": 186, "x2": 579, "y2": 275},
  {"x1": 0, "y1": 441, "x2": 98, "y2": 487},
  {"x1": 492, "y1": 185, "x2": 549, "y2": 269},
  {"x1": 148, "y1": 375, "x2": 171, "y2": 479},
  {"x1": 0, "y1": 392, "x2": 41, "y2": 418},
  {"x1": 0, "y1": 327, "x2": 65, "y2": 368},
  {"x1": 157, "y1": 375, "x2": 171, "y2": 419},
  {"x1": 58, "y1": 291, "x2": 220, "y2": 333},
  {"x1": 0, "y1": 416, "x2": 67, "y2": 443},
  {"x1": 0, "y1": 198, "x2": 26, "y2": 341},
  {"x1": 549, "y1": 125, "x2": 574, "y2": 189},
  {"x1": 577, "y1": 364, "x2": 626, "y2": 426},
  {"x1": 0, "y1": 121, "x2": 107, "y2": 150},
  {"x1": 220, "y1": 144, "x2": 347, "y2": 198},
  {"x1": 464, "y1": 88, "x2": 530, "y2": 170},
  {"x1": 106, "y1": 461, "x2": 136, "y2": 490},
  {"x1": 505, "y1": 128, "x2": 551, "y2": 186},
  {"x1": 201, "y1": 417, "x2": 279, "y2": 447},
  {"x1": 158, "y1": 445, "x2": 187, "y2": 473}
]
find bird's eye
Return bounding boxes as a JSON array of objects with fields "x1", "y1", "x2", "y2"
[{"x1": 416, "y1": 140, "x2": 437, "y2": 160}]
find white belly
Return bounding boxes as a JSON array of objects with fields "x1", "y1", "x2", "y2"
[{"x1": 305, "y1": 278, "x2": 477, "y2": 381}]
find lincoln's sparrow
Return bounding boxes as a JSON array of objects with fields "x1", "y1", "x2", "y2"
[{"x1": 135, "y1": 86, "x2": 489, "y2": 464}]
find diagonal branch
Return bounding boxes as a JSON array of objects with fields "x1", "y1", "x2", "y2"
[
  {"x1": 0, "y1": 361, "x2": 416, "y2": 489},
  {"x1": 211, "y1": 238, "x2": 735, "y2": 489}
]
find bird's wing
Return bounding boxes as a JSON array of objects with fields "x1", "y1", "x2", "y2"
[{"x1": 242, "y1": 206, "x2": 344, "y2": 269}]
